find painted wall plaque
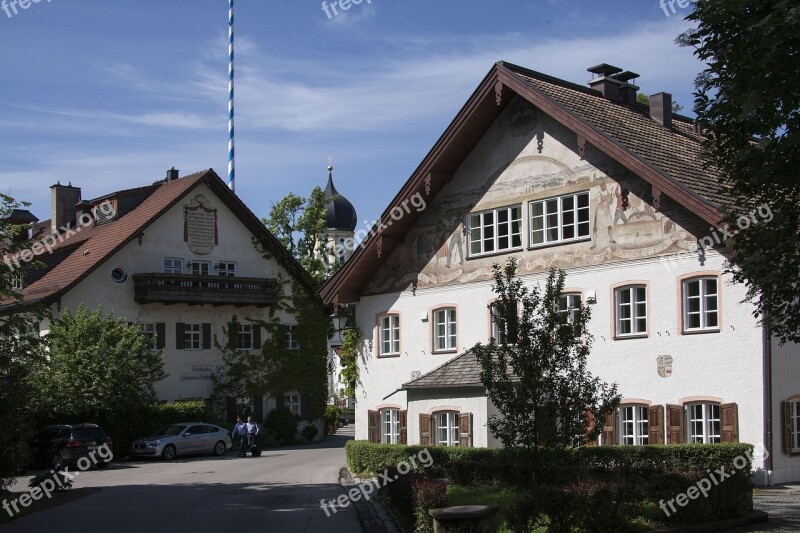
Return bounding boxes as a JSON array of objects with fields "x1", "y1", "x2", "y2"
[
  {"x1": 184, "y1": 196, "x2": 218, "y2": 255},
  {"x1": 657, "y1": 355, "x2": 673, "y2": 378}
]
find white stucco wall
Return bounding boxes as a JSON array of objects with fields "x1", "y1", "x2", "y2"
[
  {"x1": 770, "y1": 339, "x2": 800, "y2": 484},
  {"x1": 54, "y1": 183, "x2": 297, "y2": 402},
  {"x1": 406, "y1": 388, "x2": 490, "y2": 447}
]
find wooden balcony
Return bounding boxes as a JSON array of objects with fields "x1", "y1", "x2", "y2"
[{"x1": 133, "y1": 273, "x2": 280, "y2": 307}]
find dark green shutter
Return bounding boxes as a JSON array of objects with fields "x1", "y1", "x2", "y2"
[
  {"x1": 300, "y1": 394, "x2": 309, "y2": 419},
  {"x1": 202, "y1": 323, "x2": 211, "y2": 349},
  {"x1": 227, "y1": 322, "x2": 240, "y2": 351},
  {"x1": 253, "y1": 325, "x2": 262, "y2": 350},
  {"x1": 156, "y1": 323, "x2": 166, "y2": 349},
  {"x1": 176, "y1": 323, "x2": 185, "y2": 350}
]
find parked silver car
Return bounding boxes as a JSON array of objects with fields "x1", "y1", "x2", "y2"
[{"x1": 130, "y1": 422, "x2": 232, "y2": 460}]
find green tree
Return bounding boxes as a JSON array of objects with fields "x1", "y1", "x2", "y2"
[
  {"x1": 679, "y1": 0, "x2": 800, "y2": 343},
  {"x1": 264, "y1": 187, "x2": 336, "y2": 286},
  {"x1": 0, "y1": 193, "x2": 49, "y2": 489},
  {"x1": 473, "y1": 260, "x2": 620, "y2": 477},
  {"x1": 34, "y1": 306, "x2": 166, "y2": 453}
]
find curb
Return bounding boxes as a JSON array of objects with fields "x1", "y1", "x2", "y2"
[{"x1": 339, "y1": 467, "x2": 405, "y2": 533}]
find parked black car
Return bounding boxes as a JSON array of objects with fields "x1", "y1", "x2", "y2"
[{"x1": 28, "y1": 424, "x2": 113, "y2": 471}]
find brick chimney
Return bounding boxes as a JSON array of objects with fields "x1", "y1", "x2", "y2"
[
  {"x1": 50, "y1": 182, "x2": 81, "y2": 234},
  {"x1": 166, "y1": 167, "x2": 179, "y2": 182},
  {"x1": 649, "y1": 92, "x2": 673, "y2": 129}
]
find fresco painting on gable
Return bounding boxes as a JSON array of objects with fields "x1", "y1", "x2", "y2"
[{"x1": 365, "y1": 99, "x2": 699, "y2": 296}]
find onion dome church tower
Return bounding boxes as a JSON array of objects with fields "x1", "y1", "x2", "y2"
[{"x1": 323, "y1": 164, "x2": 357, "y2": 266}]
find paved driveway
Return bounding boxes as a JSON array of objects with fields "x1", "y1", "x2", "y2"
[
  {"x1": 2, "y1": 428, "x2": 360, "y2": 533},
  {"x1": 732, "y1": 484, "x2": 800, "y2": 532}
]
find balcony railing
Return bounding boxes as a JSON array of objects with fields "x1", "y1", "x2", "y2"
[{"x1": 133, "y1": 273, "x2": 280, "y2": 307}]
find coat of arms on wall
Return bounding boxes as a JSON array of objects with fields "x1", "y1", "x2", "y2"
[
  {"x1": 184, "y1": 195, "x2": 218, "y2": 255},
  {"x1": 657, "y1": 355, "x2": 673, "y2": 378}
]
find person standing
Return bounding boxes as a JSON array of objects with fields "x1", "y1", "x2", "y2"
[
  {"x1": 232, "y1": 416, "x2": 248, "y2": 458},
  {"x1": 246, "y1": 415, "x2": 260, "y2": 454}
]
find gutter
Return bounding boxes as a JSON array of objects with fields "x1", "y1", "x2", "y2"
[{"x1": 763, "y1": 319, "x2": 774, "y2": 481}]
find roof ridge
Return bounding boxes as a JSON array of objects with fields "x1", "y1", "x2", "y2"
[{"x1": 403, "y1": 349, "x2": 475, "y2": 387}]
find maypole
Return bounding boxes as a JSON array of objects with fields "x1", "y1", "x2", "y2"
[{"x1": 227, "y1": 0, "x2": 236, "y2": 192}]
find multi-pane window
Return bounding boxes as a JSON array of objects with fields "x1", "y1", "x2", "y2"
[
  {"x1": 688, "y1": 403, "x2": 721, "y2": 443},
  {"x1": 530, "y1": 192, "x2": 590, "y2": 246},
  {"x1": 379, "y1": 315, "x2": 400, "y2": 356},
  {"x1": 615, "y1": 285, "x2": 647, "y2": 337},
  {"x1": 10, "y1": 272, "x2": 23, "y2": 291},
  {"x1": 468, "y1": 205, "x2": 522, "y2": 256},
  {"x1": 792, "y1": 401, "x2": 800, "y2": 452},
  {"x1": 218, "y1": 261, "x2": 237, "y2": 277},
  {"x1": 683, "y1": 277, "x2": 719, "y2": 332},
  {"x1": 284, "y1": 394, "x2": 301, "y2": 416},
  {"x1": 489, "y1": 303, "x2": 506, "y2": 344},
  {"x1": 433, "y1": 308, "x2": 457, "y2": 352},
  {"x1": 163, "y1": 257, "x2": 183, "y2": 274},
  {"x1": 191, "y1": 261, "x2": 211, "y2": 276},
  {"x1": 285, "y1": 326, "x2": 300, "y2": 350},
  {"x1": 381, "y1": 409, "x2": 399, "y2": 444},
  {"x1": 139, "y1": 322, "x2": 157, "y2": 351},
  {"x1": 237, "y1": 324, "x2": 254, "y2": 350},
  {"x1": 435, "y1": 412, "x2": 459, "y2": 446},
  {"x1": 558, "y1": 293, "x2": 582, "y2": 333},
  {"x1": 184, "y1": 323, "x2": 202, "y2": 350},
  {"x1": 620, "y1": 405, "x2": 649, "y2": 445}
]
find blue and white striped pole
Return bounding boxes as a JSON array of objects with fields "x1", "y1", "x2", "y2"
[{"x1": 227, "y1": 0, "x2": 235, "y2": 192}]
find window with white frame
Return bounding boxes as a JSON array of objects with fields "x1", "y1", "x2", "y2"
[
  {"x1": 489, "y1": 302, "x2": 506, "y2": 344},
  {"x1": 285, "y1": 326, "x2": 300, "y2": 350},
  {"x1": 433, "y1": 308, "x2": 457, "y2": 352},
  {"x1": 10, "y1": 272, "x2": 23, "y2": 291},
  {"x1": 381, "y1": 409, "x2": 399, "y2": 444},
  {"x1": 139, "y1": 322, "x2": 157, "y2": 351},
  {"x1": 530, "y1": 192, "x2": 590, "y2": 247},
  {"x1": 792, "y1": 401, "x2": 800, "y2": 452},
  {"x1": 284, "y1": 394, "x2": 300, "y2": 416},
  {"x1": 620, "y1": 405, "x2": 649, "y2": 445},
  {"x1": 379, "y1": 314, "x2": 400, "y2": 356},
  {"x1": 163, "y1": 257, "x2": 183, "y2": 274},
  {"x1": 558, "y1": 293, "x2": 582, "y2": 335},
  {"x1": 468, "y1": 205, "x2": 522, "y2": 257},
  {"x1": 688, "y1": 403, "x2": 721, "y2": 443},
  {"x1": 218, "y1": 261, "x2": 237, "y2": 277},
  {"x1": 615, "y1": 285, "x2": 647, "y2": 337},
  {"x1": 683, "y1": 277, "x2": 719, "y2": 332},
  {"x1": 191, "y1": 260, "x2": 211, "y2": 276},
  {"x1": 435, "y1": 412, "x2": 459, "y2": 446},
  {"x1": 237, "y1": 324, "x2": 254, "y2": 350},
  {"x1": 184, "y1": 323, "x2": 202, "y2": 350}
]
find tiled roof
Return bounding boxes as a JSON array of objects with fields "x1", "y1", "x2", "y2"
[
  {"x1": 9, "y1": 171, "x2": 209, "y2": 304},
  {"x1": 507, "y1": 66, "x2": 732, "y2": 209},
  {"x1": 402, "y1": 350, "x2": 485, "y2": 390}
]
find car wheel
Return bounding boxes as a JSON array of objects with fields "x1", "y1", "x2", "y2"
[
  {"x1": 96, "y1": 460, "x2": 110, "y2": 469},
  {"x1": 161, "y1": 445, "x2": 177, "y2": 461},
  {"x1": 50, "y1": 451, "x2": 64, "y2": 472},
  {"x1": 212, "y1": 441, "x2": 226, "y2": 456}
]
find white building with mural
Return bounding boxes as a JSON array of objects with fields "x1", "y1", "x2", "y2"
[
  {"x1": 4, "y1": 168, "x2": 320, "y2": 422},
  {"x1": 320, "y1": 62, "x2": 800, "y2": 485}
]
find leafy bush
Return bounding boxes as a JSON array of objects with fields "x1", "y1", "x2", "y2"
[
  {"x1": 324, "y1": 405, "x2": 340, "y2": 433},
  {"x1": 413, "y1": 478, "x2": 448, "y2": 533},
  {"x1": 264, "y1": 407, "x2": 298, "y2": 445},
  {"x1": 302, "y1": 424, "x2": 319, "y2": 443},
  {"x1": 506, "y1": 493, "x2": 541, "y2": 533},
  {"x1": 571, "y1": 478, "x2": 640, "y2": 533}
]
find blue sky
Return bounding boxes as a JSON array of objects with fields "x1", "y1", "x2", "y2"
[{"x1": 0, "y1": 0, "x2": 701, "y2": 228}]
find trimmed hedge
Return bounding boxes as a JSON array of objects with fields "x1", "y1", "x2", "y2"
[{"x1": 345, "y1": 440, "x2": 755, "y2": 477}]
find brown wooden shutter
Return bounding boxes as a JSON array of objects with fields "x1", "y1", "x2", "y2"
[
  {"x1": 399, "y1": 410, "x2": 408, "y2": 445},
  {"x1": 602, "y1": 409, "x2": 618, "y2": 446},
  {"x1": 175, "y1": 322, "x2": 185, "y2": 350},
  {"x1": 156, "y1": 323, "x2": 166, "y2": 349},
  {"x1": 721, "y1": 403, "x2": 739, "y2": 443},
  {"x1": 667, "y1": 404, "x2": 685, "y2": 444},
  {"x1": 584, "y1": 410, "x2": 598, "y2": 446},
  {"x1": 368, "y1": 410, "x2": 379, "y2": 443},
  {"x1": 785, "y1": 402, "x2": 793, "y2": 455},
  {"x1": 419, "y1": 413, "x2": 432, "y2": 445},
  {"x1": 649, "y1": 405, "x2": 664, "y2": 445},
  {"x1": 458, "y1": 413, "x2": 472, "y2": 447}
]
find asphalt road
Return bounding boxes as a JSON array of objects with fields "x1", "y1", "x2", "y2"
[{"x1": 2, "y1": 427, "x2": 361, "y2": 533}]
